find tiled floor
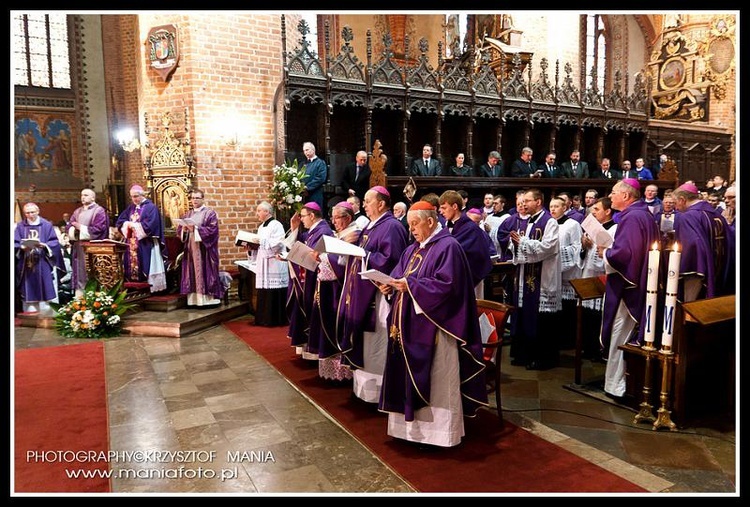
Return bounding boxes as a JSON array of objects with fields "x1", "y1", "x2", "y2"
[{"x1": 12, "y1": 308, "x2": 737, "y2": 495}]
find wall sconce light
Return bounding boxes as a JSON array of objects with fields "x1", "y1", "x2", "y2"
[
  {"x1": 223, "y1": 131, "x2": 240, "y2": 148},
  {"x1": 116, "y1": 128, "x2": 141, "y2": 152}
]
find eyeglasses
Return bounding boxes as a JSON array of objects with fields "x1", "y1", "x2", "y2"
[{"x1": 299, "y1": 213, "x2": 310, "y2": 218}]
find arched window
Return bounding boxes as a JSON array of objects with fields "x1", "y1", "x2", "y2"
[
  {"x1": 12, "y1": 13, "x2": 71, "y2": 89},
  {"x1": 585, "y1": 15, "x2": 606, "y2": 93}
]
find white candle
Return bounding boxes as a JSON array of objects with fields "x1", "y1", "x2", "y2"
[
  {"x1": 661, "y1": 242, "x2": 681, "y2": 350},
  {"x1": 644, "y1": 242, "x2": 660, "y2": 345}
]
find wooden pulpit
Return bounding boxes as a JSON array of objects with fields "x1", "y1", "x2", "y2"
[
  {"x1": 569, "y1": 276, "x2": 606, "y2": 385},
  {"x1": 82, "y1": 240, "x2": 127, "y2": 291}
]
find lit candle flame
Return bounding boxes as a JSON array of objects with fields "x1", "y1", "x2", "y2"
[
  {"x1": 672, "y1": 242, "x2": 680, "y2": 252},
  {"x1": 651, "y1": 242, "x2": 660, "y2": 251}
]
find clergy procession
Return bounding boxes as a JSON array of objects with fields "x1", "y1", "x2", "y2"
[{"x1": 14, "y1": 166, "x2": 736, "y2": 450}]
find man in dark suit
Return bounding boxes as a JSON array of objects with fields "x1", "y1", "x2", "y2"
[
  {"x1": 540, "y1": 152, "x2": 562, "y2": 178},
  {"x1": 302, "y1": 141, "x2": 328, "y2": 211},
  {"x1": 511, "y1": 146, "x2": 542, "y2": 178},
  {"x1": 409, "y1": 144, "x2": 442, "y2": 176},
  {"x1": 593, "y1": 158, "x2": 621, "y2": 180},
  {"x1": 341, "y1": 150, "x2": 371, "y2": 202},
  {"x1": 560, "y1": 149, "x2": 590, "y2": 178},
  {"x1": 477, "y1": 150, "x2": 504, "y2": 177}
]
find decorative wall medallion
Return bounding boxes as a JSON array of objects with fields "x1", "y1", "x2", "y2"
[
  {"x1": 147, "y1": 24, "x2": 180, "y2": 82},
  {"x1": 701, "y1": 16, "x2": 736, "y2": 101}
]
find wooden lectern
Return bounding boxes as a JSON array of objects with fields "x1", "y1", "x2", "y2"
[
  {"x1": 569, "y1": 276, "x2": 606, "y2": 385},
  {"x1": 82, "y1": 240, "x2": 127, "y2": 291},
  {"x1": 620, "y1": 294, "x2": 736, "y2": 427}
]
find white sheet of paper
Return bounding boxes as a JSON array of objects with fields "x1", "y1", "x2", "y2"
[
  {"x1": 174, "y1": 217, "x2": 197, "y2": 227},
  {"x1": 359, "y1": 269, "x2": 394, "y2": 285},
  {"x1": 581, "y1": 213, "x2": 613, "y2": 248},
  {"x1": 478, "y1": 312, "x2": 494, "y2": 344},
  {"x1": 286, "y1": 241, "x2": 319, "y2": 271},
  {"x1": 314, "y1": 235, "x2": 366, "y2": 257}
]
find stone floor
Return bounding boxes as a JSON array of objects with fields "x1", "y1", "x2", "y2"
[{"x1": 12, "y1": 306, "x2": 737, "y2": 496}]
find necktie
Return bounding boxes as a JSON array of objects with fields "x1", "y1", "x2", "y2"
[
  {"x1": 572, "y1": 164, "x2": 577, "y2": 175},
  {"x1": 548, "y1": 165, "x2": 553, "y2": 174},
  {"x1": 355, "y1": 166, "x2": 360, "y2": 180}
]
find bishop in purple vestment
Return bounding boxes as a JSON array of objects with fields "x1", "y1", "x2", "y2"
[
  {"x1": 672, "y1": 183, "x2": 734, "y2": 300},
  {"x1": 338, "y1": 186, "x2": 408, "y2": 403},
  {"x1": 378, "y1": 201, "x2": 487, "y2": 447},
  {"x1": 598, "y1": 179, "x2": 660, "y2": 397},
  {"x1": 283, "y1": 202, "x2": 333, "y2": 358},
  {"x1": 115, "y1": 185, "x2": 168, "y2": 292}
]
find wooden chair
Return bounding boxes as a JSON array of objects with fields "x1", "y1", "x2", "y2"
[{"x1": 476, "y1": 299, "x2": 514, "y2": 425}]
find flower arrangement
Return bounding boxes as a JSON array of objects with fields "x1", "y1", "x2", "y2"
[
  {"x1": 269, "y1": 159, "x2": 308, "y2": 212},
  {"x1": 51, "y1": 279, "x2": 135, "y2": 339}
]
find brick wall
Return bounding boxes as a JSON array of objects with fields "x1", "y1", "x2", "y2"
[{"x1": 104, "y1": 13, "x2": 284, "y2": 271}]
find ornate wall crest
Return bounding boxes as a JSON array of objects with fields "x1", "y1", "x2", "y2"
[
  {"x1": 700, "y1": 16, "x2": 736, "y2": 100},
  {"x1": 147, "y1": 25, "x2": 180, "y2": 82},
  {"x1": 648, "y1": 28, "x2": 709, "y2": 123}
]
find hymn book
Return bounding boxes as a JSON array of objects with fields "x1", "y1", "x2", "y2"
[
  {"x1": 284, "y1": 241, "x2": 319, "y2": 271},
  {"x1": 314, "y1": 235, "x2": 366, "y2": 257}
]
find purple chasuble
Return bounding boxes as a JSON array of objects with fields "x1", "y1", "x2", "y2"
[
  {"x1": 286, "y1": 220, "x2": 333, "y2": 349},
  {"x1": 178, "y1": 206, "x2": 225, "y2": 300},
  {"x1": 338, "y1": 212, "x2": 408, "y2": 369},
  {"x1": 379, "y1": 229, "x2": 488, "y2": 421},
  {"x1": 14, "y1": 217, "x2": 63, "y2": 303},
  {"x1": 674, "y1": 200, "x2": 733, "y2": 299},
  {"x1": 600, "y1": 200, "x2": 660, "y2": 349},
  {"x1": 69, "y1": 203, "x2": 110, "y2": 291}
]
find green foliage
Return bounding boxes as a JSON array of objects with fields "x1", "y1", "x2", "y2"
[{"x1": 51, "y1": 279, "x2": 135, "y2": 339}]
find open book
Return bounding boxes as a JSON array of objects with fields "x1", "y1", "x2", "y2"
[
  {"x1": 235, "y1": 230, "x2": 261, "y2": 247},
  {"x1": 90, "y1": 238, "x2": 128, "y2": 246},
  {"x1": 285, "y1": 241, "x2": 319, "y2": 271},
  {"x1": 20, "y1": 237, "x2": 40, "y2": 249},
  {"x1": 314, "y1": 235, "x2": 366, "y2": 257}
]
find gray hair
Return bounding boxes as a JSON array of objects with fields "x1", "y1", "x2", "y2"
[{"x1": 257, "y1": 201, "x2": 274, "y2": 215}]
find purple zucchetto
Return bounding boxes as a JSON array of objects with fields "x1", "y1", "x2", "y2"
[
  {"x1": 303, "y1": 202, "x2": 321, "y2": 212},
  {"x1": 370, "y1": 185, "x2": 390, "y2": 197},
  {"x1": 334, "y1": 201, "x2": 354, "y2": 212},
  {"x1": 467, "y1": 208, "x2": 482, "y2": 216},
  {"x1": 676, "y1": 182, "x2": 700, "y2": 195},
  {"x1": 621, "y1": 178, "x2": 640, "y2": 190}
]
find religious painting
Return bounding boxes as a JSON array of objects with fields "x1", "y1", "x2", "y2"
[
  {"x1": 660, "y1": 58, "x2": 685, "y2": 90},
  {"x1": 14, "y1": 113, "x2": 84, "y2": 189},
  {"x1": 154, "y1": 179, "x2": 189, "y2": 231}
]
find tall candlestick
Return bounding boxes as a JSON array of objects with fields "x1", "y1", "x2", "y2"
[
  {"x1": 644, "y1": 242, "x2": 660, "y2": 347},
  {"x1": 661, "y1": 242, "x2": 681, "y2": 351}
]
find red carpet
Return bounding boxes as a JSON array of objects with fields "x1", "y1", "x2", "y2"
[
  {"x1": 224, "y1": 319, "x2": 647, "y2": 493},
  {"x1": 14, "y1": 342, "x2": 111, "y2": 493}
]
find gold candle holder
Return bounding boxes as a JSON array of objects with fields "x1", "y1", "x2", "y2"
[
  {"x1": 634, "y1": 345, "x2": 656, "y2": 424},
  {"x1": 653, "y1": 348, "x2": 677, "y2": 431}
]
